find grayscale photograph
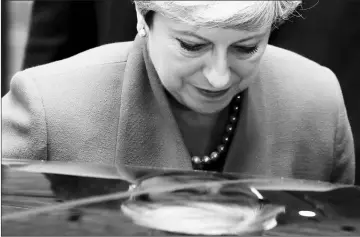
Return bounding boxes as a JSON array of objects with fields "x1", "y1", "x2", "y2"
[{"x1": 2, "y1": 0, "x2": 360, "y2": 236}]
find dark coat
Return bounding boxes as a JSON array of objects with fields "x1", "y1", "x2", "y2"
[
  {"x1": 3, "y1": 36, "x2": 355, "y2": 184},
  {"x1": 15, "y1": 0, "x2": 358, "y2": 184}
]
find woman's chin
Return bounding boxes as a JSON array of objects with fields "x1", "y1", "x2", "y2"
[{"x1": 180, "y1": 92, "x2": 235, "y2": 114}]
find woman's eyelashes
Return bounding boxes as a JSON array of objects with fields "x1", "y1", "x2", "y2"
[
  {"x1": 232, "y1": 45, "x2": 258, "y2": 55},
  {"x1": 176, "y1": 38, "x2": 208, "y2": 52},
  {"x1": 176, "y1": 38, "x2": 258, "y2": 56}
]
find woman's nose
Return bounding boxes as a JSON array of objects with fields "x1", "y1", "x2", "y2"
[{"x1": 203, "y1": 51, "x2": 231, "y2": 89}]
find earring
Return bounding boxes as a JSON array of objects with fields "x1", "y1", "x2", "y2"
[{"x1": 139, "y1": 28, "x2": 146, "y2": 37}]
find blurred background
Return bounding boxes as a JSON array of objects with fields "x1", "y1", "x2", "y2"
[
  {"x1": 3, "y1": 0, "x2": 138, "y2": 96},
  {"x1": 4, "y1": 1, "x2": 33, "y2": 96}
]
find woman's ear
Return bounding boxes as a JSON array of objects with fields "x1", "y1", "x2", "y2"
[{"x1": 135, "y1": 7, "x2": 150, "y2": 36}]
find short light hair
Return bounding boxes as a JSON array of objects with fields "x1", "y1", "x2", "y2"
[{"x1": 134, "y1": 1, "x2": 302, "y2": 31}]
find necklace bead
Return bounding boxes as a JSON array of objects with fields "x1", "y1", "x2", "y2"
[
  {"x1": 203, "y1": 156, "x2": 211, "y2": 163},
  {"x1": 217, "y1": 144, "x2": 226, "y2": 154},
  {"x1": 222, "y1": 136, "x2": 230, "y2": 144},
  {"x1": 229, "y1": 115, "x2": 237, "y2": 123},
  {"x1": 226, "y1": 125, "x2": 234, "y2": 133},
  {"x1": 192, "y1": 156, "x2": 201, "y2": 164},
  {"x1": 210, "y1": 151, "x2": 219, "y2": 160},
  {"x1": 191, "y1": 93, "x2": 242, "y2": 168},
  {"x1": 233, "y1": 105, "x2": 240, "y2": 113}
]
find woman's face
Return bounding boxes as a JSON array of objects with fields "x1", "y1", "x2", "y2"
[{"x1": 147, "y1": 13, "x2": 271, "y2": 114}]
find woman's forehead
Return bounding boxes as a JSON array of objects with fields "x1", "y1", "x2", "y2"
[
  {"x1": 154, "y1": 13, "x2": 270, "y2": 43},
  {"x1": 155, "y1": 1, "x2": 255, "y2": 8},
  {"x1": 156, "y1": 1, "x2": 263, "y2": 19},
  {"x1": 150, "y1": 1, "x2": 274, "y2": 31},
  {"x1": 137, "y1": 1, "x2": 301, "y2": 31}
]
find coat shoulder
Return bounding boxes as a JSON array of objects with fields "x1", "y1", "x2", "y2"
[
  {"x1": 13, "y1": 41, "x2": 135, "y2": 106},
  {"x1": 261, "y1": 45, "x2": 338, "y2": 85},
  {"x1": 258, "y1": 45, "x2": 345, "y2": 146},
  {"x1": 260, "y1": 45, "x2": 342, "y2": 104},
  {"x1": 7, "y1": 42, "x2": 136, "y2": 165}
]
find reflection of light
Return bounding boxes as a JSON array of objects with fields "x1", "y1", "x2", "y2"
[
  {"x1": 298, "y1": 210, "x2": 316, "y2": 217},
  {"x1": 128, "y1": 184, "x2": 137, "y2": 191},
  {"x1": 250, "y1": 187, "x2": 264, "y2": 200},
  {"x1": 263, "y1": 218, "x2": 278, "y2": 230}
]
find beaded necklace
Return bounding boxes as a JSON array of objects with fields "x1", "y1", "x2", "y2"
[{"x1": 191, "y1": 93, "x2": 242, "y2": 171}]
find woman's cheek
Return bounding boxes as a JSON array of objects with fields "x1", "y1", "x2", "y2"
[
  {"x1": 233, "y1": 62, "x2": 256, "y2": 78},
  {"x1": 158, "y1": 64, "x2": 184, "y2": 90},
  {"x1": 166, "y1": 62, "x2": 199, "y2": 90}
]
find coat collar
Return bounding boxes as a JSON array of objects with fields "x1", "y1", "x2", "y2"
[
  {"x1": 115, "y1": 35, "x2": 193, "y2": 173},
  {"x1": 115, "y1": 35, "x2": 269, "y2": 178}
]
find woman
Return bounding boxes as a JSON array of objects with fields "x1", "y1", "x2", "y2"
[{"x1": 2, "y1": 1, "x2": 355, "y2": 186}]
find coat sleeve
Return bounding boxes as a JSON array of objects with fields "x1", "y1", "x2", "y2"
[
  {"x1": 2, "y1": 72, "x2": 47, "y2": 161},
  {"x1": 327, "y1": 68, "x2": 356, "y2": 184}
]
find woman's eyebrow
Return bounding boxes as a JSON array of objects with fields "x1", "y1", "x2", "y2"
[
  {"x1": 172, "y1": 29, "x2": 266, "y2": 44},
  {"x1": 171, "y1": 29, "x2": 210, "y2": 42},
  {"x1": 233, "y1": 32, "x2": 267, "y2": 44}
]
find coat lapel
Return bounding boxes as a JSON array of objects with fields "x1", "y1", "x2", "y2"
[
  {"x1": 223, "y1": 75, "x2": 271, "y2": 177},
  {"x1": 115, "y1": 36, "x2": 192, "y2": 172}
]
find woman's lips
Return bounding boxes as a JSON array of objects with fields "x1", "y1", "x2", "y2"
[{"x1": 195, "y1": 87, "x2": 230, "y2": 99}]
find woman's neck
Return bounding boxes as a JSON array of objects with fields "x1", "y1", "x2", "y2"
[{"x1": 167, "y1": 91, "x2": 229, "y2": 157}]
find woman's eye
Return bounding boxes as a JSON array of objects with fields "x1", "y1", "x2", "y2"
[
  {"x1": 177, "y1": 39, "x2": 207, "y2": 52},
  {"x1": 233, "y1": 45, "x2": 258, "y2": 55}
]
